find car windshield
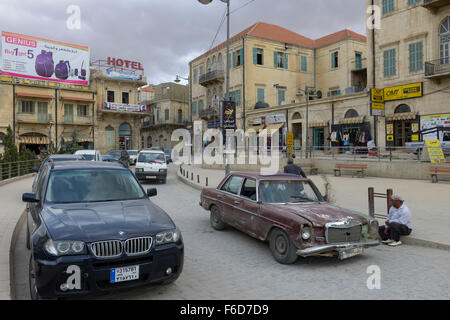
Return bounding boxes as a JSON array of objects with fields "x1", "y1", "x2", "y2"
[
  {"x1": 259, "y1": 180, "x2": 321, "y2": 203},
  {"x1": 45, "y1": 169, "x2": 145, "y2": 203},
  {"x1": 107, "y1": 151, "x2": 121, "y2": 158},
  {"x1": 138, "y1": 153, "x2": 165, "y2": 163},
  {"x1": 128, "y1": 151, "x2": 138, "y2": 156},
  {"x1": 82, "y1": 154, "x2": 95, "y2": 161},
  {"x1": 164, "y1": 150, "x2": 172, "y2": 156},
  {"x1": 52, "y1": 157, "x2": 80, "y2": 162}
]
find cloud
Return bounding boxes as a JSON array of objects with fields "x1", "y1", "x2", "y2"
[{"x1": 0, "y1": 0, "x2": 367, "y2": 85}]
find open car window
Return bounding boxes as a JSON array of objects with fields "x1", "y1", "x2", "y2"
[
  {"x1": 240, "y1": 179, "x2": 257, "y2": 201},
  {"x1": 221, "y1": 176, "x2": 244, "y2": 195}
]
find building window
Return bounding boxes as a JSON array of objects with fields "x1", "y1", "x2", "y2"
[
  {"x1": 355, "y1": 52, "x2": 363, "y2": 69},
  {"x1": 193, "y1": 68, "x2": 198, "y2": 83},
  {"x1": 198, "y1": 99, "x2": 204, "y2": 113},
  {"x1": 218, "y1": 54, "x2": 223, "y2": 72},
  {"x1": 253, "y1": 48, "x2": 263, "y2": 65},
  {"x1": 301, "y1": 56, "x2": 307, "y2": 72},
  {"x1": 331, "y1": 51, "x2": 339, "y2": 69},
  {"x1": 77, "y1": 104, "x2": 90, "y2": 117},
  {"x1": 345, "y1": 109, "x2": 359, "y2": 118},
  {"x1": 383, "y1": 48, "x2": 397, "y2": 77},
  {"x1": 64, "y1": 104, "x2": 74, "y2": 123},
  {"x1": 19, "y1": 100, "x2": 34, "y2": 113},
  {"x1": 395, "y1": 104, "x2": 411, "y2": 114},
  {"x1": 178, "y1": 109, "x2": 183, "y2": 123},
  {"x1": 106, "y1": 126, "x2": 115, "y2": 148},
  {"x1": 409, "y1": 41, "x2": 423, "y2": 73},
  {"x1": 440, "y1": 17, "x2": 450, "y2": 65},
  {"x1": 274, "y1": 51, "x2": 288, "y2": 69},
  {"x1": 199, "y1": 65, "x2": 204, "y2": 77},
  {"x1": 233, "y1": 49, "x2": 243, "y2": 67},
  {"x1": 408, "y1": 0, "x2": 421, "y2": 6},
  {"x1": 278, "y1": 89, "x2": 286, "y2": 106},
  {"x1": 122, "y1": 92, "x2": 129, "y2": 104},
  {"x1": 257, "y1": 88, "x2": 265, "y2": 103},
  {"x1": 192, "y1": 101, "x2": 197, "y2": 115},
  {"x1": 107, "y1": 91, "x2": 115, "y2": 102},
  {"x1": 230, "y1": 90, "x2": 241, "y2": 107},
  {"x1": 37, "y1": 102, "x2": 48, "y2": 122},
  {"x1": 164, "y1": 109, "x2": 169, "y2": 121},
  {"x1": 327, "y1": 89, "x2": 341, "y2": 97},
  {"x1": 207, "y1": 58, "x2": 212, "y2": 72},
  {"x1": 382, "y1": 0, "x2": 395, "y2": 15}
]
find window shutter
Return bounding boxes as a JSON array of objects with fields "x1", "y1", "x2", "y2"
[
  {"x1": 418, "y1": 42, "x2": 423, "y2": 71},
  {"x1": 237, "y1": 90, "x2": 241, "y2": 106},
  {"x1": 327, "y1": 91, "x2": 331, "y2": 97},
  {"x1": 393, "y1": 49, "x2": 397, "y2": 75},
  {"x1": 331, "y1": 52, "x2": 335, "y2": 68},
  {"x1": 240, "y1": 48, "x2": 244, "y2": 65},
  {"x1": 18, "y1": 100, "x2": 22, "y2": 113},
  {"x1": 284, "y1": 53, "x2": 288, "y2": 69},
  {"x1": 337, "y1": 89, "x2": 341, "y2": 96},
  {"x1": 232, "y1": 51, "x2": 236, "y2": 68},
  {"x1": 253, "y1": 48, "x2": 258, "y2": 64},
  {"x1": 274, "y1": 52, "x2": 278, "y2": 67}
]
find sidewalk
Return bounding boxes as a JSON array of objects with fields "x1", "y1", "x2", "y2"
[
  {"x1": 0, "y1": 175, "x2": 33, "y2": 300},
  {"x1": 178, "y1": 164, "x2": 450, "y2": 250}
]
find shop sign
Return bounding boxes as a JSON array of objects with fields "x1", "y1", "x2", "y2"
[
  {"x1": 220, "y1": 101, "x2": 236, "y2": 130},
  {"x1": 384, "y1": 82, "x2": 423, "y2": 101},
  {"x1": 386, "y1": 124, "x2": 394, "y2": 135},
  {"x1": 106, "y1": 69, "x2": 143, "y2": 81},
  {"x1": 103, "y1": 102, "x2": 146, "y2": 113},
  {"x1": 248, "y1": 118, "x2": 262, "y2": 125},
  {"x1": 371, "y1": 102, "x2": 385, "y2": 117},
  {"x1": 266, "y1": 114, "x2": 286, "y2": 124},
  {"x1": 371, "y1": 89, "x2": 384, "y2": 103},
  {"x1": 420, "y1": 114, "x2": 450, "y2": 140},
  {"x1": 286, "y1": 132, "x2": 294, "y2": 157},
  {"x1": 107, "y1": 57, "x2": 144, "y2": 71},
  {"x1": 386, "y1": 135, "x2": 394, "y2": 142},
  {"x1": 425, "y1": 140, "x2": 445, "y2": 164},
  {"x1": 1, "y1": 31, "x2": 90, "y2": 86},
  {"x1": 0, "y1": 75, "x2": 90, "y2": 90},
  {"x1": 411, "y1": 134, "x2": 420, "y2": 142}
]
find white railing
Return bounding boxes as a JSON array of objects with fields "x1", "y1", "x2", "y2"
[{"x1": 0, "y1": 159, "x2": 40, "y2": 182}]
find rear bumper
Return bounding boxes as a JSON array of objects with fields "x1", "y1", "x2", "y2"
[{"x1": 296, "y1": 240, "x2": 380, "y2": 257}]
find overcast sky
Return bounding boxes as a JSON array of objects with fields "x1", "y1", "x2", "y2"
[{"x1": 0, "y1": 0, "x2": 367, "y2": 85}]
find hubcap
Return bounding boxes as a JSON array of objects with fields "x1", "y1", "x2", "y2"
[{"x1": 275, "y1": 235, "x2": 287, "y2": 255}]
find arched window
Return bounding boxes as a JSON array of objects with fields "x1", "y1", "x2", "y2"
[
  {"x1": 178, "y1": 109, "x2": 183, "y2": 123},
  {"x1": 344, "y1": 109, "x2": 359, "y2": 118},
  {"x1": 119, "y1": 123, "x2": 132, "y2": 136},
  {"x1": 440, "y1": 17, "x2": 450, "y2": 64},
  {"x1": 207, "y1": 58, "x2": 211, "y2": 72},
  {"x1": 218, "y1": 54, "x2": 223, "y2": 72},
  {"x1": 213, "y1": 88, "x2": 217, "y2": 108},
  {"x1": 207, "y1": 89, "x2": 212, "y2": 108},
  {"x1": 212, "y1": 56, "x2": 217, "y2": 71},
  {"x1": 292, "y1": 112, "x2": 302, "y2": 120},
  {"x1": 394, "y1": 104, "x2": 411, "y2": 114},
  {"x1": 106, "y1": 126, "x2": 115, "y2": 148}
]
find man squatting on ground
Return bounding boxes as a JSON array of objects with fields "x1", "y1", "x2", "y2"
[{"x1": 379, "y1": 195, "x2": 412, "y2": 247}]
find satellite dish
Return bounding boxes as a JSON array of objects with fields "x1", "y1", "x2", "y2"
[
  {"x1": 198, "y1": 0, "x2": 213, "y2": 4},
  {"x1": 316, "y1": 90, "x2": 323, "y2": 99}
]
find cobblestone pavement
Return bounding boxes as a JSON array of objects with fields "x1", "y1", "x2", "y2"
[{"x1": 13, "y1": 166, "x2": 450, "y2": 300}]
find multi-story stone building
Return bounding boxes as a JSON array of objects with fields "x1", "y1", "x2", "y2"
[
  {"x1": 189, "y1": 22, "x2": 370, "y2": 151},
  {"x1": 367, "y1": 0, "x2": 450, "y2": 147},
  {"x1": 140, "y1": 82, "x2": 189, "y2": 150}
]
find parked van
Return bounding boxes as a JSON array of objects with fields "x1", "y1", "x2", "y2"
[
  {"x1": 135, "y1": 150, "x2": 168, "y2": 184},
  {"x1": 74, "y1": 150, "x2": 102, "y2": 161}
]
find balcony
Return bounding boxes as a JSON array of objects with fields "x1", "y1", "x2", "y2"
[
  {"x1": 422, "y1": 0, "x2": 450, "y2": 11},
  {"x1": 141, "y1": 117, "x2": 186, "y2": 129},
  {"x1": 199, "y1": 107, "x2": 219, "y2": 120},
  {"x1": 425, "y1": 59, "x2": 450, "y2": 79},
  {"x1": 352, "y1": 58, "x2": 367, "y2": 71},
  {"x1": 17, "y1": 112, "x2": 49, "y2": 125},
  {"x1": 199, "y1": 70, "x2": 224, "y2": 87}
]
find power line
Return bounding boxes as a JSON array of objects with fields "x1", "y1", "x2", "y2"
[
  {"x1": 209, "y1": 8, "x2": 227, "y2": 51},
  {"x1": 230, "y1": 0, "x2": 257, "y2": 14}
]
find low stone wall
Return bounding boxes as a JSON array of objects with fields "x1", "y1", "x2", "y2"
[{"x1": 203, "y1": 158, "x2": 439, "y2": 180}]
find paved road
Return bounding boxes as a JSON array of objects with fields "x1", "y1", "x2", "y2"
[{"x1": 13, "y1": 166, "x2": 450, "y2": 300}]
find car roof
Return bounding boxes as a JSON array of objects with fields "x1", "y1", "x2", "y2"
[
  {"x1": 139, "y1": 150, "x2": 164, "y2": 154},
  {"x1": 48, "y1": 154, "x2": 83, "y2": 159},
  {"x1": 49, "y1": 161, "x2": 125, "y2": 171},
  {"x1": 75, "y1": 150, "x2": 98, "y2": 154},
  {"x1": 229, "y1": 172, "x2": 308, "y2": 181}
]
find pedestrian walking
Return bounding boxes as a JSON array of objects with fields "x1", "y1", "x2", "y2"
[
  {"x1": 283, "y1": 158, "x2": 307, "y2": 179},
  {"x1": 378, "y1": 194, "x2": 412, "y2": 247},
  {"x1": 119, "y1": 150, "x2": 130, "y2": 168}
]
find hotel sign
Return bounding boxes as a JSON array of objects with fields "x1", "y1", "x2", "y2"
[{"x1": 384, "y1": 82, "x2": 423, "y2": 101}]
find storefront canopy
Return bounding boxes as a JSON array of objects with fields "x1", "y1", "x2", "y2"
[
  {"x1": 265, "y1": 123, "x2": 284, "y2": 131},
  {"x1": 62, "y1": 133, "x2": 93, "y2": 143},
  {"x1": 18, "y1": 135, "x2": 49, "y2": 145},
  {"x1": 386, "y1": 112, "x2": 418, "y2": 121},
  {"x1": 309, "y1": 121, "x2": 329, "y2": 128},
  {"x1": 339, "y1": 116, "x2": 366, "y2": 125},
  {"x1": 61, "y1": 96, "x2": 95, "y2": 103},
  {"x1": 16, "y1": 92, "x2": 53, "y2": 100}
]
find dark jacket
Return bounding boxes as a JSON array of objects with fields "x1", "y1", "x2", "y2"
[{"x1": 284, "y1": 164, "x2": 307, "y2": 179}]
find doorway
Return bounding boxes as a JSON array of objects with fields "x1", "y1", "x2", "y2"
[{"x1": 313, "y1": 127, "x2": 325, "y2": 150}]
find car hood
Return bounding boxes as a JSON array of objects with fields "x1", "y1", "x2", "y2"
[
  {"x1": 265, "y1": 202, "x2": 367, "y2": 227},
  {"x1": 42, "y1": 199, "x2": 175, "y2": 242}
]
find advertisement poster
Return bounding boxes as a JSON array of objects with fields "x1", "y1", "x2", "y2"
[
  {"x1": 220, "y1": 101, "x2": 236, "y2": 130},
  {"x1": 425, "y1": 140, "x2": 445, "y2": 164},
  {"x1": 1, "y1": 31, "x2": 90, "y2": 86},
  {"x1": 104, "y1": 102, "x2": 146, "y2": 113},
  {"x1": 106, "y1": 69, "x2": 143, "y2": 81},
  {"x1": 421, "y1": 114, "x2": 450, "y2": 140},
  {"x1": 384, "y1": 82, "x2": 423, "y2": 101}
]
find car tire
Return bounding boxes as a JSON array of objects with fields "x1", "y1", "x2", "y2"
[
  {"x1": 29, "y1": 254, "x2": 44, "y2": 300},
  {"x1": 210, "y1": 206, "x2": 226, "y2": 231},
  {"x1": 269, "y1": 228, "x2": 298, "y2": 265}
]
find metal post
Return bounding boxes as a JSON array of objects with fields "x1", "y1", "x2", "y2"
[
  {"x1": 305, "y1": 85, "x2": 309, "y2": 159},
  {"x1": 386, "y1": 189, "x2": 393, "y2": 215},
  {"x1": 224, "y1": 0, "x2": 231, "y2": 176},
  {"x1": 368, "y1": 187, "x2": 375, "y2": 218}
]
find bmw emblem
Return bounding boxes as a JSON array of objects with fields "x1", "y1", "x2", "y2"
[{"x1": 119, "y1": 231, "x2": 125, "y2": 236}]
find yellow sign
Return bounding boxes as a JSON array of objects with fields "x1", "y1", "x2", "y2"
[
  {"x1": 386, "y1": 124, "x2": 394, "y2": 135},
  {"x1": 384, "y1": 82, "x2": 423, "y2": 101},
  {"x1": 0, "y1": 76, "x2": 90, "y2": 91},
  {"x1": 371, "y1": 89, "x2": 384, "y2": 103},
  {"x1": 411, "y1": 134, "x2": 419, "y2": 142},
  {"x1": 286, "y1": 132, "x2": 294, "y2": 157},
  {"x1": 387, "y1": 135, "x2": 394, "y2": 142},
  {"x1": 425, "y1": 140, "x2": 445, "y2": 164}
]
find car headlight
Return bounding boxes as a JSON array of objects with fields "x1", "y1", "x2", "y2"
[
  {"x1": 44, "y1": 239, "x2": 86, "y2": 256},
  {"x1": 155, "y1": 229, "x2": 181, "y2": 245},
  {"x1": 136, "y1": 168, "x2": 144, "y2": 173},
  {"x1": 301, "y1": 226, "x2": 312, "y2": 240},
  {"x1": 159, "y1": 169, "x2": 168, "y2": 173}
]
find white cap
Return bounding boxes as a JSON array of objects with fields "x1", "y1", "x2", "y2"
[{"x1": 391, "y1": 194, "x2": 404, "y2": 202}]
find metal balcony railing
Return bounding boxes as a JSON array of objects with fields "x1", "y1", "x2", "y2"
[
  {"x1": 199, "y1": 107, "x2": 219, "y2": 120},
  {"x1": 425, "y1": 58, "x2": 450, "y2": 78},
  {"x1": 199, "y1": 70, "x2": 225, "y2": 86},
  {"x1": 0, "y1": 159, "x2": 40, "y2": 182},
  {"x1": 422, "y1": 0, "x2": 449, "y2": 10}
]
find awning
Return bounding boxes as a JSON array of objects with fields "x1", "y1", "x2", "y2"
[
  {"x1": 339, "y1": 116, "x2": 366, "y2": 125},
  {"x1": 386, "y1": 112, "x2": 418, "y2": 121},
  {"x1": 309, "y1": 121, "x2": 329, "y2": 128},
  {"x1": 265, "y1": 123, "x2": 284, "y2": 131},
  {"x1": 18, "y1": 135, "x2": 49, "y2": 145},
  {"x1": 62, "y1": 134, "x2": 93, "y2": 143},
  {"x1": 247, "y1": 125, "x2": 265, "y2": 132},
  {"x1": 16, "y1": 92, "x2": 54, "y2": 100},
  {"x1": 61, "y1": 96, "x2": 95, "y2": 103}
]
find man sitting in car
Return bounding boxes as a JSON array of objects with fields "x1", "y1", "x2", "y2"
[{"x1": 378, "y1": 194, "x2": 412, "y2": 247}]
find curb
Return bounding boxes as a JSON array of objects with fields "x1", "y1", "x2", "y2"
[
  {"x1": 9, "y1": 210, "x2": 27, "y2": 300},
  {"x1": 177, "y1": 166, "x2": 450, "y2": 252},
  {"x1": 0, "y1": 174, "x2": 34, "y2": 187}
]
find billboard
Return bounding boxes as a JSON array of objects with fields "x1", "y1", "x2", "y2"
[{"x1": 1, "y1": 31, "x2": 90, "y2": 86}]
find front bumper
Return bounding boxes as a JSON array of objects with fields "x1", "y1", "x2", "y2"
[
  {"x1": 135, "y1": 171, "x2": 167, "y2": 180},
  {"x1": 34, "y1": 243, "x2": 183, "y2": 298},
  {"x1": 296, "y1": 240, "x2": 380, "y2": 257}
]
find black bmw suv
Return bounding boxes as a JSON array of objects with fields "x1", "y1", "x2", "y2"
[{"x1": 23, "y1": 161, "x2": 183, "y2": 299}]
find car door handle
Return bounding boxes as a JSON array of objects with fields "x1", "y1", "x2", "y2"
[{"x1": 234, "y1": 201, "x2": 241, "y2": 205}]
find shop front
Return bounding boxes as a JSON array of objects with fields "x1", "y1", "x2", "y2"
[
  {"x1": 385, "y1": 104, "x2": 419, "y2": 148},
  {"x1": 18, "y1": 133, "x2": 49, "y2": 154},
  {"x1": 309, "y1": 122, "x2": 329, "y2": 151},
  {"x1": 330, "y1": 117, "x2": 371, "y2": 153}
]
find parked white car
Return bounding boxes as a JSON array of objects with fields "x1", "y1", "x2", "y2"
[
  {"x1": 74, "y1": 150, "x2": 102, "y2": 162},
  {"x1": 127, "y1": 150, "x2": 139, "y2": 165},
  {"x1": 135, "y1": 150, "x2": 168, "y2": 184}
]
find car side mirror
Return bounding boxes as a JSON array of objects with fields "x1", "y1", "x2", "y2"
[
  {"x1": 23, "y1": 193, "x2": 40, "y2": 203},
  {"x1": 32, "y1": 167, "x2": 39, "y2": 173},
  {"x1": 147, "y1": 188, "x2": 157, "y2": 197}
]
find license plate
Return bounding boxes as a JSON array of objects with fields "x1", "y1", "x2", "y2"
[
  {"x1": 339, "y1": 247, "x2": 364, "y2": 260},
  {"x1": 146, "y1": 176, "x2": 157, "y2": 179},
  {"x1": 110, "y1": 265, "x2": 139, "y2": 283}
]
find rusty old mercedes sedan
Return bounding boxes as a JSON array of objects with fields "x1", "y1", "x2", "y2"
[{"x1": 200, "y1": 172, "x2": 380, "y2": 264}]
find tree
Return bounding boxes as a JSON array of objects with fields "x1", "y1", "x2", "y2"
[
  {"x1": 1, "y1": 125, "x2": 19, "y2": 163},
  {"x1": 63, "y1": 129, "x2": 83, "y2": 154}
]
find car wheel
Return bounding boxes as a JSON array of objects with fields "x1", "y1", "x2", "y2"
[
  {"x1": 210, "y1": 206, "x2": 226, "y2": 230},
  {"x1": 269, "y1": 228, "x2": 298, "y2": 265}
]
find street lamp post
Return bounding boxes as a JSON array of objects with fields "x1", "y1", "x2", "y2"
[
  {"x1": 198, "y1": 0, "x2": 231, "y2": 175},
  {"x1": 296, "y1": 86, "x2": 317, "y2": 159}
]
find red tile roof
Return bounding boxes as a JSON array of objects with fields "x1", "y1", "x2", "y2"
[
  {"x1": 192, "y1": 22, "x2": 366, "y2": 62},
  {"x1": 140, "y1": 86, "x2": 155, "y2": 92}
]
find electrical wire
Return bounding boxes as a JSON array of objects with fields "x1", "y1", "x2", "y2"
[
  {"x1": 209, "y1": 8, "x2": 227, "y2": 51},
  {"x1": 230, "y1": 0, "x2": 257, "y2": 14}
]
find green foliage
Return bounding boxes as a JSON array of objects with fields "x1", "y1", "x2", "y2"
[
  {"x1": 1, "y1": 125, "x2": 19, "y2": 163},
  {"x1": 62, "y1": 129, "x2": 83, "y2": 154}
]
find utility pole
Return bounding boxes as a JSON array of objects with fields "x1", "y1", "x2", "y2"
[{"x1": 305, "y1": 85, "x2": 310, "y2": 159}]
